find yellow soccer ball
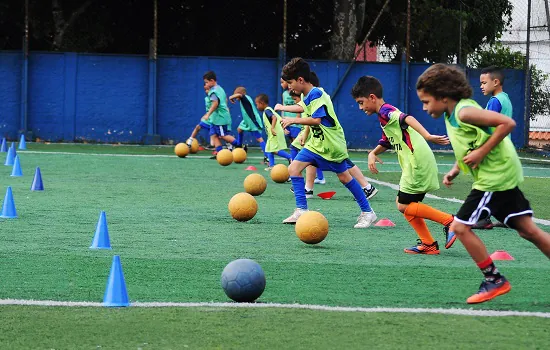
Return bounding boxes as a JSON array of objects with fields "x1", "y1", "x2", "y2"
[
  {"x1": 217, "y1": 149, "x2": 233, "y2": 166},
  {"x1": 295, "y1": 211, "x2": 329, "y2": 244},
  {"x1": 270, "y1": 164, "x2": 289, "y2": 183},
  {"x1": 189, "y1": 139, "x2": 200, "y2": 154},
  {"x1": 233, "y1": 148, "x2": 247, "y2": 163},
  {"x1": 228, "y1": 192, "x2": 258, "y2": 222},
  {"x1": 175, "y1": 143, "x2": 190, "y2": 158},
  {"x1": 244, "y1": 173, "x2": 267, "y2": 196}
]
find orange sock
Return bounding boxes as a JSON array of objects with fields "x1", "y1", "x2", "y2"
[
  {"x1": 404, "y1": 202, "x2": 453, "y2": 226},
  {"x1": 404, "y1": 214, "x2": 434, "y2": 244}
]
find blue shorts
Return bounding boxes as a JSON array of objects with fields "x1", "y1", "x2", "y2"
[
  {"x1": 346, "y1": 159, "x2": 355, "y2": 169},
  {"x1": 209, "y1": 124, "x2": 231, "y2": 137},
  {"x1": 294, "y1": 148, "x2": 349, "y2": 174},
  {"x1": 199, "y1": 121, "x2": 211, "y2": 130},
  {"x1": 288, "y1": 127, "x2": 301, "y2": 139}
]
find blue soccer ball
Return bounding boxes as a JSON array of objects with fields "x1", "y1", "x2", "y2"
[{"x1": 221, "y1": 259, "x2": 266, "y2": 302}]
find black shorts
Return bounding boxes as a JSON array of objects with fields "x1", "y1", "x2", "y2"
[
  {"x1": 455, "y1": 187, "x2": 533, "y2": 229},
  {"x1": 397, "y1": 191, "x2": 426, "y2": 205}
]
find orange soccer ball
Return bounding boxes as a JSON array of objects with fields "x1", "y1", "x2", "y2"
[
  {"x1": 228, "y1": 192, "x2": 258, "y2": 222},
  {"x1": 189, "y1": 139, "x2": 200, "y2": 154},
  {"x1": 270, "y1": 164, "x2": 290, "y2": 183},
  {"x1": 295, "y1": 211, "x2": 329, "y2": 244},
  {"x1": 244, "y1": 173, "x2": 267, "y2": 196},
  {"x1": 174, "y1": 143, "x2": 190, "y2": 158},
  {"x1": 217, "y1": 149, "x2": 234, "y2": 166},
  {"x1": 233, "y1": 148, "x2": 247, "y2": 163}
]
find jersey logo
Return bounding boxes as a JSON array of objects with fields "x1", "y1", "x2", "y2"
[{"x1": 311, "y1": 125, "x2": 325, "y2": 141}]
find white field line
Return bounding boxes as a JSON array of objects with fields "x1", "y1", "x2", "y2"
[
  {"x1": 364, "y1": 177, "x2": 550, "y2": 226},
  {"x1": 0, "y1": 299, "x2": 549, "y2": 318}
]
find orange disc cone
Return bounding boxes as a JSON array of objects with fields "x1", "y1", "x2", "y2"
[
  {"x1": 245, "y1": 165, "x2": 257, "y2": 171},
  {"x1": 375, "y1": 218, "x2": 396, "y2": 227},
  {"x1": 490, "y1": 250, "x2": 515, "y2": 261},
  {"x1": 317, "y1": 191, "x2": 336, "y2": 200}
]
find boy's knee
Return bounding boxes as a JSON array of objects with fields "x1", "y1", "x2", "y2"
[
  {"x1": 288, "y1": 162, "x2": 300, "y2": 176},
  {"x1": 517, "y1": 226, "x2": 542, "y2": 241},
  {"x1": 396, "y1": 202, "x2": 407, "y2": 213},
  {"x1": 450, "y1": 221, "x2": 469, "y2": 237},
  {"x1": 337, "y1": 171, "x2": 352, "y2": 183}
]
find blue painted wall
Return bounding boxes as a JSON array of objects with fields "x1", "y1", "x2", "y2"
[{"x1": 0, "y1": 51, "x2": 526, "y2": 148}]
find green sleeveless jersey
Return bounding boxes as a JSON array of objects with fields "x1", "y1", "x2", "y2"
[
  {"x1": 378, "y1": 104, "x2": 439, "y2": 194},
  {"x1": 208, "y1": 85, "x2": 232, "y2": 126},
  {"x1": 290, "y1": 100, "x2": 308, "y2": 149},
  {"x1": 445, "y1": 99, "x2": 523, "y2": 191},
  {"x1": 494, "y1": 92, "x2": 513, "y2": 118},
  {"x1": 302, "y1": 88, "x2": 348, "y2": 162},
  {"x1": 202, "y1": 96, "x2": 212, "y2": 125},
  {"x1": 238, "y1": 95, "x2": 263, "y2": 132},
  {"x1": 262, "y1": 107, "x2": 288, "y2": 152},
  {"x1": 282, "y1": 90, "x2": 298, "y2": 118}
]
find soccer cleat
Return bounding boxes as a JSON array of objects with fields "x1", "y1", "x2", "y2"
[
  {"x1": 227, "y1": 144, "x2": 234, "y2": 151},
  {"x1": 493, "y1": 221, "x2": 508, "y2": 228},
  {"x1": 404, "y1": 240, "x2": 440, "y2": 255},
  {"x1": 262, "y1": 157, "x2": 269, "y2": 165},
  {"x1": 466, "y1": 277, "x2": 511, "y2": 304},
  {"x1": 264, "y1": 167, "x2": 273, "y2": 171},
  {"x1": 354, "y1": 211, "x2": 377, "y2": 228},
  {"x1": 186, "y1": 138, "x2": 193, "y2": 147},
  {"x1": 210, "y1": 152, "x2": 217, "y2": 159},
  {"x1": 243, "y1": 144, "x2": 248, "y2": 153},
  {"x1": 472, "y1": 217, "x2": 494, "y2": 230},
  {"x1": 444, "y1": 221, "x2": 457, "y2": 249},
  {"x1": 283, "y1": 208, "x2": 308, "y2": 224},
  {"x1": 314, "y1": 178, "x2": 326, "y2": 185},
  {"x1": 364, "y1": 186, "x2": 378, "y2": 200},
  {"x1": 289, "y1": 187, "x2": 313, "y2": 199}
]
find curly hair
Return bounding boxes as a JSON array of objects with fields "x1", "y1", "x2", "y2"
[
  {"x1": 416, "y1": 64, "x2": 472, "y2": 100},
  {"x1": 282, "y1": 57, "x2": 311, "y2": 82}
]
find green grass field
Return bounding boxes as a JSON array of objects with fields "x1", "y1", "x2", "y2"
[{"x1": 1, "y1": 143, "x2": 549, "y2": 349}]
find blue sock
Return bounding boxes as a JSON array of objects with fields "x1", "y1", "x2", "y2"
[
  {"x1": 291, "y1": 176, "x2": 308, "y2": 209},
  {"x1": 215, "y1": 146, "x2": 223, "y2": 152},
  {"x1": 259, "y1": 141, "x2": 268, "y2": 158},
  {"x1": 316, "y1": 168, "x2": 324, "y2": 180},
  {"x1": 231, "y1": 138, "x2": 239, "y2": 146},
  {"x1": 345, "y1": 178, "x2": 372, "y2": 212},
  {"x1": 268, "y1": 153, "x2": 275, "y2": 167},
  {"x1": 277, "y1": 150, "x2": 292, "y2": 160},
  {"x1": 290, "y1": 146, "x2": 299, "y2": 160},
  {"x1": 236, "y1": 132, "x2": 243, "y2": 146}
]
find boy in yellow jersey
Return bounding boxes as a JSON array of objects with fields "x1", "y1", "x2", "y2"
[
  {"x1": 351, "y1": 76, "x2": 456, "y2": 254},
  {"x1": 416, "y1": 63, "x2": 550, "y2": 304},
  {"x1": 277, "y1": 57, "x2": 376, "y2": 228},
  {"x1": 254, "y1": 94, "x2": 292, "y2": 170}
]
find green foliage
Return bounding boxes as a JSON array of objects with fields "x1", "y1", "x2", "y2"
[{"x1": 470, "y1": 44, "x2": 550, "y2": 118}]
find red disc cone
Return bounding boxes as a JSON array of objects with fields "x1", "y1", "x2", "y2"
[
  {"x1": 317, "y1": 191, "x2": 336, "y2": 200},
  {"x1": 245, "y1": 165, "x2": 257, "y2": 171},
  {"x1": 375, "y1": 218, "x2": 396, "y2": 227},
  {"x1": 490, "y1": 250, "x2": 515, "y2": 261}
]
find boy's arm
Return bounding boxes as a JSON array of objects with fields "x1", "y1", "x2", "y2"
[
  {"x1": 274, "y1": 103, "x2": 304, "y2": 114},
  {"x1": 443, "y1": 162, "x2": 460, "y2": 188},
  {"x1": 458, "y1": 107, "x2": 516, "y2": 169},
  {"x1": 270, "y1": 115, "x2": 278, "y2": 135},
  {"x1": 228, "y1": 93, "x2": 243, "y2": 103},
  {"x1": 301, "y1": 126, "x2": 310, "y2": 145},
  {"x1": 367, "y1": 144, "x2": 387, "y2": 174},
  {"x1": 486, "y1": 97, "x2": 502, "y2": 113},
  {"x1": 403, "y1": 115, "x2": 449, "y2": 145},
  {"x1": 202, "y1": 100, "x2": 219, "y2": 120},
  {"x1": 280, "y1": 117, "x2": 321, "y2": 128}
]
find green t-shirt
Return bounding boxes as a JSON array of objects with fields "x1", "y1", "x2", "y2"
[
  {"x1": 445, "y1": 99, "x2": 523, "y2": 191},
  {"x1": 208, "y1": 85, "x2": 232, "y2": 127},
  {"x1": 282, "y1": 90, "x2": 298, "y2": 120},
  {"x1": 494, "y1": 92, "x2": 513, "y2": 118},
  {"x1": 238, "y1": 95, "x2": 263, "y2": 132},
  {"x1": 202, "y1": 96, "x2": 212, "y2": 125},
  {"x1": 302, "y1": 87, "x2": 348, "y2": 162},
  {"x1": 262, "y1": 107, "x2": 288, "y2": 152},
  {"x1": 378, "y1": 104, "x2": 439, "y2": 194}
]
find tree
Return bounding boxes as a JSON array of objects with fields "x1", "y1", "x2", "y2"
[
  {"x1": 329, "y1": 0, "x2": 366, "y2": 60},
  {"x1": 469, "y1": 43, "x2": 550, "y2": 119}
]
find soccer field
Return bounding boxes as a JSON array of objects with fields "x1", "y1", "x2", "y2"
[{"x1": 1, "y1": 143, "x2": 549, "y2": 349}]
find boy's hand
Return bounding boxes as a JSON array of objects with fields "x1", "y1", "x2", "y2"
[
  {"x1": 271, "y1": 128, "x2": 277, "y2": 136},
  {"x1": 367, "y1": 152, "x2": 383, "y2": 174},
  {"x1": 274, "y1": 103, "x2": 284, "y2": 111},
  {"x1": 201, "y1": 114, "x2": 209, "y2": 121},
  {"x1": 427, "y1": 134, "x2": 450, "y2": 145},
  {"x1": 280, "y1": 118, "x2": 295, "y2": 128},
  {"x1": 463, "y1": 149, "x2": 485, "y2": 169},
  {"x1": 284, "y1": 129, "x2": 290, "y2": 135},
  {"x1": 443, "y1": 169, "x2": 460, "y2": 187},
  {"x1": 298, "y1": 136, "x2": 305, "y2": 146}
]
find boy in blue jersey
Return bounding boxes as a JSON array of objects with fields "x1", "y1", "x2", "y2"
[
  {"x1": 277, "y1": 57, "x2": 376, "y2": 228},
  {"x1": 202, "y1": 71, "x2": 241, "y2": 157},
  {"x1": 228, "y1": 86, "x2": 269, "y2": 159},
  {"x1": 474, "y1": 66, "x2": 514, "y2": 229}
]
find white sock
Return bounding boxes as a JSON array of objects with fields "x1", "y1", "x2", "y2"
[
  {"x1": 364, "y1": 184, "x2": 372, "y2": 190},
  {"x1": 305, "y1": 186, "x2": 312, "y2": 192}
]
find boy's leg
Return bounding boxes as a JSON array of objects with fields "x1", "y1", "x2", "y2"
[
  {"x1": 305, "y1": 166, "x2": 316, "y2": 192},
  {"x1": 189, "y1": 125, "x2": 202, "y2": 142},
  {"x1": 283, "y1": 158, "x2": 311, "y2": 224},
  {"x1": 236, "y1": 127, "x2": 244, "y2": 146},
  {"x1": 266, "y1": 153, "x2": 276, "y2": 168},
  {"x1": 335, "y1": 169, "x2": 376, "y2": 228},
  {"x1": 276, "y1": 150, "x2": 292, "y2": 164},
  {"x1": 347, "y1": 162, "x2": 378, "y2": 199},
  {"x1": 510, "y1": 215, "x2": 550, "y2": 258}
]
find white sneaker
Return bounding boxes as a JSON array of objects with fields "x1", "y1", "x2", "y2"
[
  {"x1": 283, "y1": 208, "x2": 308, "y2": 224},
  {"x1": 186, "y1": 137, "x2": 194, "y2": 147},
  {"x1": 354, "y1": 211, "x2": 377, "y2": 228},
  {"x1": 314, "y1": 178, "x2": 326, "y2": 184},
  {"x1": 227, "y1": 144, "x2": 234, "y2": 151}
]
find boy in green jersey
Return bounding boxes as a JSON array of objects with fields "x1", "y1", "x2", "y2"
[
  {"x1": 254, "y1": 94, "x2": 292, "y2": 169},
  {"x1": 416, "y1": 63, "x2": 550, "y2": 304},
  {"x1": 186, "y1": 83, "x2": 214, "y2": 149},
  {"x1": 202, "y1": 71, "x2": 240, "y2": 156},
  {"x1": 474, "y1": 66, "x2": 514, "y2": 229},
  {"x1": 281, "y1": 79, "x2": 302, "y2": 143},
  {"x1": 277, "y1": 57, "x2": 376, "y2": 228},
  {"x1": 352, "y1": 76, "x2": 456, "y2": 254}
]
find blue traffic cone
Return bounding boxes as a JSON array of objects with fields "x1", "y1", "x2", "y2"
[
  {"x1": 90, "y1": 211, "x2": 111, "y2": 249},
  {"x1": 10, "y1": 142, "x2": 16, "y2": 157},
  {"x1": 0, "y1": 138, "x2": 6, "y2": 152},
  {"x1": 1, "y1": 187, "x2": 17, "y2": 219},
  {"x1": 18, "y1": 134, "x2": 27, "y2": 150},
  {"x1": 31, "y1": 167, "x2": 44, "y2": 191},
  {"x1": 11, "y1": 155, "x2": 22, "y2": 177},
  {"x1": 4, "y1": 145, "x2": 14, "y2": 166},
  {"x1": 103, "y1": 255, "x2": 130, "y2": 307}
]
